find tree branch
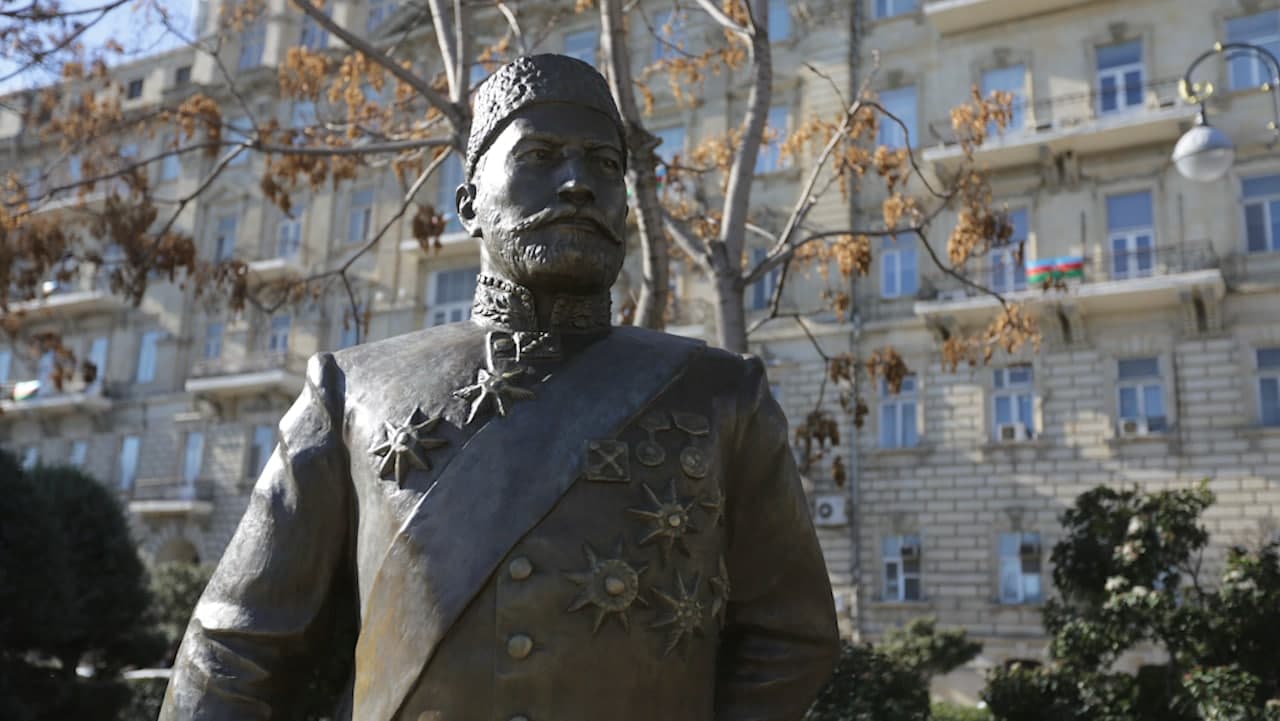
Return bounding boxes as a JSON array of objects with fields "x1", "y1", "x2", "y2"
[{"x1": 691, "y1": 0, "x2": 751, "y2": 39}]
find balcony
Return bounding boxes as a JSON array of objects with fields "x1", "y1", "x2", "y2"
[
  {"x1": 913, "y1": 242, "x2": 1226, "y2": 322},
  {"x1": 0, "y1": 382, "x2": 111, "y2": 417},
  {"x1": 127, "y1": 478, "x2": 214, "y2": 518},
  {"x1": 185, "y1": 350, "x2": 306, "y2": 397},
  {"x1": 246, "y1": 238, "x2": 312, "y2": 282},
  {"x1": 6, "y1": 275, "x2": 125, "y2": 318},
  {"x1": 924, "y1": 0, "x2": 1093, "y2": 35},
  {"x1": 923, "y1": 80, "x2": 1196, "y2": 173}
]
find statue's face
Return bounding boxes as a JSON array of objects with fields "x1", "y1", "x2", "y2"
[{"x1": 460, "y1": 102, "x2": 628, "y2": 294}]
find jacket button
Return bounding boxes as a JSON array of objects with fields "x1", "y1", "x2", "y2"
[
  {"x1": 507, "y1": 633, "x2": 533, "y2": 659},
  {"x1": 508, "y1": 556, "x2": 533, "y2": 580}
]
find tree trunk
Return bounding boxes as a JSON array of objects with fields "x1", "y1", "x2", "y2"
[
  {"x1": 714, "y1": 264, "x2": 748, "y2": 353},
  {"x1": 599, "y1": 0, "x2": 668, "y2": 330}
]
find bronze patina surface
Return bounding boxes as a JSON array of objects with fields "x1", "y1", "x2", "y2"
[{"x1": 160, "y1": 53, "x2": 838, "y2": 721}]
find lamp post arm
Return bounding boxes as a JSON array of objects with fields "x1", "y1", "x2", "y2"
[{"x1": 1180, "y1": 41, "x2": 1280, "y2": 142}]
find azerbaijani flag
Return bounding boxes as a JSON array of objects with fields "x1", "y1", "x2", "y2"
[
  {"x1": 1026, "y1": 256, "x2": 1085, "y2": 285},
  {"x1": 1026, "y1": 258, "x2": 1055, "y2": 285},
  {"x1": 12, "y1": 380, "x2": 40, "y2": 401}
]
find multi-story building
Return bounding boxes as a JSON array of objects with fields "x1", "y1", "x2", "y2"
[{"x1": 837, "y1": 0, "x2": 1280, "y2": 700}]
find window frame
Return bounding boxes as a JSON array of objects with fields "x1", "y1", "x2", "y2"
[
  {"x1": 135, "y1": 330, "x2": 161, "y2": 383},
  {"x1": 880, "y1": 240, "x2": 918, "y2": 299},
  {"x1": 768, "y1": 0, "x2": 791, "y2": 41},
  {"x1": 214, "y1": 214, "x2": 237, "y2": 261},
  {"x1": 748, "y1": 247, "x2": 780, "y2": 311},
  {"x1": 882, "y1": 533, "x2": 923, "y2": 602},
  {"x1": 1106, "y1": 190, "x2": 1155, "y2": 280},
  {"x1": 990, "y1": 207, "x2": 1029, "y2": 293},
  {"x1": 878, "y1": 375, "x2": 919, "y2": 449},
  {"x1": 992, "y1": 365, "x2": 1035, "y2": 440},
  {"x1": 347, "y1": 188, "x2": 374, "y2": 244},
  {"x1": 754, "y1": 105, "x2": 791, "y2": 175},
  {"x1": 125, "y1": 78, "x2": 144, "y2": 100},
  {"x1": 1242, "y1": 174, "x2": 1280, "y2": 253},
  {"x1": 981, "y1": 64, "x2": 1027, "y2": 133},
  {"x1": 203, "y1": 321, "x2": 224, "y2": 361},
  {"x1": 876, "y1": 85, "x2": 917, "y2": 149},
  {"x1": 237, "y1": 19, "x2": 266, "y2": 70},
  {"x1": 427, "y1": 267, "x2": 479, "y2": 326},
  {"x1": 69, "y1": 440, "x2": 89, "y2": 468},
  {"x1": 873, "y1": 0, "x2": 917, "y2": 20},
  {"x1": 298, "y1": 2, "x2": 331, "y2": 49},
  {"x1": 1116, "y1": 357, "x2": 1167, "y2": 433},
  {"x1": 277, "y1": 202, "x2": 304, "y2": 258},
  {"x1": 247, "y1": 424, "x2": 276, "y2": 479},
  {"x1": 118, "y1": 435, "x2": 140, "y2": 491},
  {"x1": 182, "y1": 431, "x2": 205, "y2": 486},
  {"x1": 1226, "y1": 11, "x2": 1280, "y2": 91},
  {"x1": 267, "y1": 314, "x2": 291, "y2": 354},
  {"x1": 652, "y1": 9, "x2": 686, "y2": 61},
  {"x1": 1095, "y1": 40, "x2": 1145, "y2": 115},
  {"x1": 998, "y1": 531, "x2": 1042, "y2": 604},
  {"x1": 1257, "y1": 347, "x2": 1280, "y2": 427}
]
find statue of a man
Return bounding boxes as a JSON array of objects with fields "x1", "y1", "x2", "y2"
[{"x1": 161, "y1": 54, "x2": 838, "y2": 721}]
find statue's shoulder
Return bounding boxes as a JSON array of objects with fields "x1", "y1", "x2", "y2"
[
  {"x1": 609, "y1": 326, "x2": 762, "y2": 389},
  {"x1": 329, "y1": 321, "x2": 483, "y2": 383}
]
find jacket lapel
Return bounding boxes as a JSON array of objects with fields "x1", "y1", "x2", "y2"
[{"x1": 353, "y1": 327, "x2": 703, "y2": 721}]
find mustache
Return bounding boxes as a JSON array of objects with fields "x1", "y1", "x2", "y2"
[{"x1": 507, "y1": 205, "x2": 623, "y2": 245}]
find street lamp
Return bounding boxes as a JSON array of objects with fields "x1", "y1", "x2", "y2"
[{"x1": 1173, "y1": 42, "x2": 1280, "y2": 182}]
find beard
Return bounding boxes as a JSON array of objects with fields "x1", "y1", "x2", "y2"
[{"x1": 497, "y1": 226, "x2": 624, "y2": 293}]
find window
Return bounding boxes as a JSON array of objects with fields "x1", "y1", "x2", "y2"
[
  {"x1": 67, "y1": 155, "x2": 82, "y2": 184},
  {"x1": 877, "y1": 85, "x2": 917, "y2": 148},
  {"x1": 755, "y1": 106, "x2": 790, "y2": 174},
  {"x1": 999, "y1": 532, "x2": 1042, "y2": 603},
  {"x1": 874, "y1": 0, "x2": 916, "y2": 19},
  {"x1": 653, "y1": 125, "x2": 685, "y2": 189},
  {"x1": 299, "y1": 3, "x2": 330, "y2": 49},
  {"x1": 20, "y1": 446, "x2": 38, "y2": 471},
  {"x1": 1227, "y1": 11, "x2": 1280, "y2": 91},
  {"x1": 278, "y1": 202, "x2": 304, "y2": 258},
  {"x1": 982, "y1": 64, "x2": 1026, "y2": 133},
  {"x1": 227, "y1": 116, "x2": 252, "y2": 166},
  {"x1": 990, "y1": 208, "x2": 1028, "y2": 293},
  {"x1": 1258, "y1": 347, "x2": 1280, "y2": 427},
  {"x1": 1117, "y1": 357, "x2": 1166, "y2": 433},
  {"x1": 136, "y1": 331, "x2": 161, "y2": 383},
  {"x1": 0, "y1": 349, "x2": 10, "y2": 384},
  {"x1": 436, "y1": 156, "x2": 464, "y2": 234},
  {"x1": 748, "y1": 247, "x2": 780, "y2": 311},
  {"x1": 215, "y1": 214, "x2": 237, "y2": 261},
  {"x1": 1096, "y1": 40, "x2": 1144, "y2": 115},
  {"x1": 22, "y1": 166, "x2": 41, "y2": 201},
  {"x1": 267, "y1": 314, "x2": 290, "y2": 353},
  {"x1": 183, "y1": 431, "x2": 204, "y2": 485},
  {"x1": 237, "y1": 19, "x2": 266, "y2": 70},
  {"x1": 1242, "y1": 174, "x2": 1280, "y2": 253},
  {"x1": 126, "y1": 78, "x2": 144, "y2": 99},
  {"x1": 36, "y1": 350, "x2": 54, "y2": 389},
  {"x1": 247, "y1": 424, "x2": 276, "y2": 478},
  {"x1": 768, "y1": 0, "x2": 791, "y2": 41},
  {"x1": 652, "y1": 10, "x2": 686, "y2": 61},
  {"x1": 878, "y1": 375, "x2": 918, "y2": 449},
  {"x1": 203, "y1": 322, "x2": 223, "y2": 360},
  {"x1": 880, "y1": 238, "x2": 918, "y2": 298},
  {"x1": 367, "y1": 0, "x2": 396, "y2": 33},
  {"x1": 1107, "y1": 191, "x2": 1154, "y2": 279},
  {"x1": 69, "y1": 440, "x2": 88, "y2": 468},
  {"x1": 564, "y1": 28, "x2": 598, "y2": 66},
  {"x1": 428, "y1": 267, "x2": 479, "y2": 326},
  {"x1": 339, "y1": 304, "x2": 362, "y2": 348},
  {"x1": 291, "y1": 100, "x2": 317, "y2": 129},
  {"x1": 86, "y1": 337, "x2": 108, "y2": 390},
  {"x1": 118, "y1": 435, "x2": 140, "y2": 491},
  {"x1": 882, "y1": 534, "x2": 922, "y2": 601},
  {"x1": 992, "y1": 365, "x2": 1034, "y2": 439},
  {"x1": 348, "y1": 189, "x2": 374, "y2": 244},
  {"x1": 159, "y1": 136, "x2": 181, "y2": 181},
  {"x1": 175, "y1": 65, "x2": 192, "y2": 85}
]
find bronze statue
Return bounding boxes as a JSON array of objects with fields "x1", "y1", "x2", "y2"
[{"x1": 160, "y1": 54, "x2": 838, "y2": 721}]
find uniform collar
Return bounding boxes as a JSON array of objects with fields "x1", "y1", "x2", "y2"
[{"x1": 471, "y1": 273, "x2": 612, "y2": 335}]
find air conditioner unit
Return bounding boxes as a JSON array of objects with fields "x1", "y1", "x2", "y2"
[
  {"x1": 900, "y1": 543, "x2": 920, "y2": 559},
  {"x1": 997, "y1": 422, "x2": 1032, "y2": 443},
  {"x1": 937, "y1": 289, "x2": 967, "y2": 302},
  {"x1": 1119, "y1": 418, "x2": 1149, "y2": 437},
  {"x1": 812, "y1": 493, "x2": 849, "y2": 527}
]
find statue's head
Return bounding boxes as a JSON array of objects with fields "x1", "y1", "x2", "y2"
[{"x1": 458, "y1": 54, "x2": 629, "y2": 295}]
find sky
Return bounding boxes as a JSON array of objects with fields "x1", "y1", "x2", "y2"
[{"x1": 1, "y1": 0, "x2": 198, "y2": 94}]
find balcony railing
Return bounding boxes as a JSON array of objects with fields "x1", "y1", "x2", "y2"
[
  {"x1": 186, "y1": 349, "x2": 306, "y2": 397},
  {"x1": 126, "y1": 478, "x2": 215, "y2": 518},
  {"x1": 924, "y1": 0, "x2": 1095, "y2": 35},
  {"x1": 0, "y1": 382, "x2": 111, "y2": 417},
  {"x1": 923, "y1": 78, "x2": 1194, "y2": 170}
]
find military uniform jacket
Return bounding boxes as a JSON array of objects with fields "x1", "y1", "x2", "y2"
[{"x1": 160, "y1": 316, "x2": 839, "y2": 721}]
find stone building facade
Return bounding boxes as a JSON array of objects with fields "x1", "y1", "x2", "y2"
[{"x1": 4, "y1": 0, "x2": 1280, "y2": 703}]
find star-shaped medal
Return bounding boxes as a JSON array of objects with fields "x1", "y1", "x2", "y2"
[
  {"x1": 628, "y1": 480, "x2": 700, "y2": 562},
  {"x1": 452, "y1": 365, "x2": 536, "y2": 425},
  {"x1": 368, "y1": 407, "x2": 448, "y2": 485},
  {"x1": 651, "y1": 570, "x2": 705, "y2": 656},
  {"x1": 565, "y1": 539, "x2": 649, "y2": 635}
]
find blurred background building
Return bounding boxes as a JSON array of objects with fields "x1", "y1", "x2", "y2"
[{"x1": 2, "y1": 0, "x2": 1279, "y2": 702}]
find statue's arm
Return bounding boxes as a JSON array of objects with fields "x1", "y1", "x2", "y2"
[
  {"x1": 160, "y1": 353, "x2": 352, "y2": 721},
  {"x1": 715, "y1": 357, "x2": 840, "y2": 721}
]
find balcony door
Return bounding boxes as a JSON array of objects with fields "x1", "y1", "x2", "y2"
[{"x1": 1106, "y1": 191, "x2": 1154, "y2": 280}]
